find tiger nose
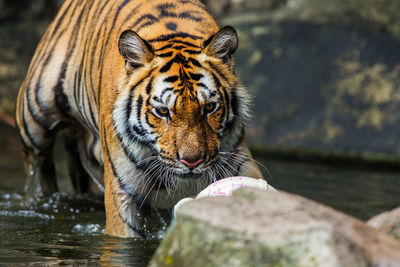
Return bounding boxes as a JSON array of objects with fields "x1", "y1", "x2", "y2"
[{"x1": 180, "y1": 158, "x2": 204, "y2": 169}]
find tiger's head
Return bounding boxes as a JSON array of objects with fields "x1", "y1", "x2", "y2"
[{"x1": 113, "y1": 26, "x2": 250, "y2": 179}]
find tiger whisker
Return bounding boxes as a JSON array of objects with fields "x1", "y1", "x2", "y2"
[
  {"x1": 135, "y1": 155, "x2": 158, "y2": 165},
  {"x1": 220, "y1": 151, "x2": 272, "y2": 179},
  {"x1": 139, "y1": 164, "x2": 166, "y2": 208},
  {"x1": 218, "y1": 160, "x2": 232, "y2": 178},
  {"x1": 219, "y1": 157, "x2": 240, "y2": 176},
  {"x1": 127, "y1": 159, "x2": 161, "y2": 189},
  {"x1": 219, "y1": 154, "x2": 254, "y2": 171},
  {"x1": 215, "y1": 161, "x2": 231, "y2": 179},
  {"x1": 154, "y1": 167, "x2": 169, "y2": 202},
  {"x1": 138, "y1": 161, "x2": 163, "y2": 196}
]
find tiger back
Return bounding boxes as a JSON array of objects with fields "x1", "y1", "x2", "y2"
[{"x1": 15, "y1": 0, "x2": 264, "y2": 237}]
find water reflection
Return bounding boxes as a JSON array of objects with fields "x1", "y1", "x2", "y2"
[{"x1": 99, "y1": 237, "x2": 160, "y2": 266}]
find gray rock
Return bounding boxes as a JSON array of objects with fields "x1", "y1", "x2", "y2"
[
  {"x1": 150, "y1": 188, "x2": 400, "y2": 267},
  {"x1": 368, "y1": 206, "x2": 400, "y2": 241},
  {"x1": 214, "y1": 0, "x2": 400, "y2": 157}
]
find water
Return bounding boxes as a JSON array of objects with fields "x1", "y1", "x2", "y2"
[
  {"x1": 260, "y1": 158, "x2": 400, "y2": 220},
  {"x1": 0, "y1": 140, "x2": 399, "y2": 265},
  {"x1": 0, "y1": 191, "x2": 163, "y2": 266}
]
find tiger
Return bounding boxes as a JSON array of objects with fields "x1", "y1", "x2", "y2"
[{"x1": 15, "y1": 0, "x2": 266, "y2": 238}]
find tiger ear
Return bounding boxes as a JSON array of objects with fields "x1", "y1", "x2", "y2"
[
  {"x1": 118, "y1": 30, "x2": 154, "y2": 70},
  {"x1": 203, "y1": 26, "x2": 238, "y2": 60}
]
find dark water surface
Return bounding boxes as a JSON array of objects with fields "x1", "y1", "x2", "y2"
[
  {"x1": 0, "y1": 149, "x2": 399, "y2": 265},
  {"x1": 260, "y1": 158, "x2": 400, "y2": 220}
]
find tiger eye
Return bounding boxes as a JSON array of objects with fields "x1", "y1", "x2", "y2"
[
  {"x1": 155, "y1": 107, "x2": 169, "y2": 117},
  {"x1": 204, "y1": 102, "x2": 217, "y2": 113}
]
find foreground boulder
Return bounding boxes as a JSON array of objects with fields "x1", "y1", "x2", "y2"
[
  {"x1": 368, "y1": 206, "x2": 400, "y2": 241},
  {"x1": 150, "y1": 188, "x2": 400, "y2": 267}
]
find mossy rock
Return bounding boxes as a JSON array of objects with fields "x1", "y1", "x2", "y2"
[{"x1": 214, "y1": 0, "x2": 400, "y2": 158}]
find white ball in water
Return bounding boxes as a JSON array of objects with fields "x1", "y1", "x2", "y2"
[{"x1": 173, "y1": 176, "x2": 276, "y2": 216}]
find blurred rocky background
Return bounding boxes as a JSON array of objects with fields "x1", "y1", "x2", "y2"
[
  {"x1": 2, "y1": 0, "x2": 400, "y2": 161},
  {"x1": 0, "y1": 0, "x2": 63, "y2": 128}
]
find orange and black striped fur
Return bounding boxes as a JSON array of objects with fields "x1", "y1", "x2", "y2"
[{"x1": 16, "y1": 0, "x2": 263, "y2": 237}]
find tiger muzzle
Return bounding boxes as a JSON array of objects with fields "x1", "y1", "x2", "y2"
[{"x1": 176, "y1": 125, "x2": 208, "y2": 170}]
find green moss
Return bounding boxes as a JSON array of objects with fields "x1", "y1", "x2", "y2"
[
  {"x1": 232, "y1": 188, "x2": 257, "y2": 203},
  {"x1": 150, "y1": 215, "x2": 301, "y2": 267}
]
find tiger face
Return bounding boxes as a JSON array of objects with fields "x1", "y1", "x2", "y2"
[{"x1": 114, "y1": 26, "x2": 250, "y2": 178}]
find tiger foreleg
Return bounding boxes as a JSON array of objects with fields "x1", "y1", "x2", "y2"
[
  {"x1": 63, "y1": 129, "x2": 91, "y2": 194},
  {"x1": 22, "y1": 147, "x2": 58, "y2": 201},
  {"x1": 104, "y1": 181, "x2": 152, "y2": 237},
  {"x1": 102, "y1": 156, "x2": 151, "y2": 237}
]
